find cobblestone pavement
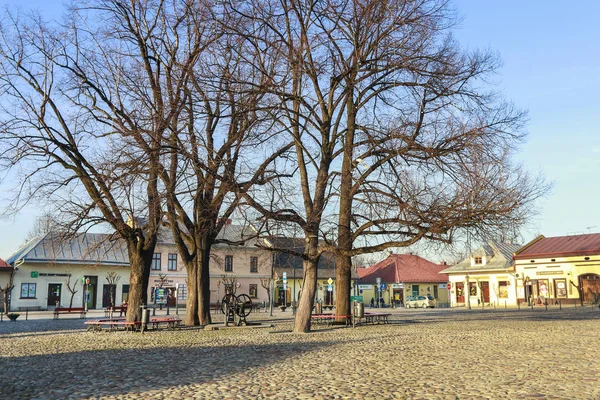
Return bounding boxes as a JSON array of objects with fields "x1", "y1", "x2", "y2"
[{"x1": 1, "y1": 307, "x2": 599, "y2": 399}]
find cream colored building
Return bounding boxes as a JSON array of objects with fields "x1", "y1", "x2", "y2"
[
  {"x1": 3, "y1": 225, "x2": 274, "y2": 312},
  {"x1": 514, "y1": 234, "x2": 600, "y2": 305},
  {"x1": 440, "y1": 242, "x2": 522, "y2": 308}
]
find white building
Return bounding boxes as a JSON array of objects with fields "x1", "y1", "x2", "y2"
[{"x1": 440, "y1": 242, "x2": 521, "y2": 308}]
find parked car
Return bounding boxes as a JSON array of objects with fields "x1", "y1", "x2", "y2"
[{"x1": 405, "y1": 294, "x2": 436, "y2": 308}]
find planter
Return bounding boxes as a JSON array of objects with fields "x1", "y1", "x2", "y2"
[
  {"x1": 7, "y1": 313, "x2": 20, "y2": 321},
  {"x1": 279, "y1": 306, "x2": 287, "y2": 312}
]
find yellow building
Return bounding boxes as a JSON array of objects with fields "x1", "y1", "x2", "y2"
[{"x1": 514, "y1": 234, "x2": 600, "y2": 305}]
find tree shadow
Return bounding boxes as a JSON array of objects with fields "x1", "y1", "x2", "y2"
[{"x1": 0, "y1": 338, "x2": 338, "y2": 398}]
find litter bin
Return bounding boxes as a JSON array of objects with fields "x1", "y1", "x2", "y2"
[
  {"x1": 354, "y1": 301, "x2": 364, "y2": 318},
  {"x1": 141, "y1": 306, "x2": 150, "y2": 333},
  {"x1": 315, "y1": 302, "x2": 322, "y2": 314}
]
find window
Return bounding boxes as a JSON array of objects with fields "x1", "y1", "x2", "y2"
[
  {"x1": 122, "y1": 285, "x2": 130, "y2": 303},
  {"x1": 474, "y1": 257, "x2": 482, "y2": 264},
  {"x1": 168, "y1": 253, "x2": 178, "y2": 271},
  {"x1": 152, "y1": 253, "x2": 162, "y2": 270},
  {"x1": 555, "y1": 279, "x2": 567, "y2": 298},
  {"x1": 498, "y1": 281, "x2": 509, "y2": 298},
  {"x1": 225, "y1": 255, "x2": 233, "y2": 272},
  {"x1": 250, "y1": 256, "x2": 258, "y2": 273},
  {"x1": 249, "y1": 284, "x2": 258, "y2": 298},
  {"x1": 469, "y1": 282, "x2": 477, "y2": 296},
  {"x1": 21, "y1": 283, "x2": 37, "y2": 299},
  {"x1": 177, "y1": 284, "x2": 187, "y2": 301}
]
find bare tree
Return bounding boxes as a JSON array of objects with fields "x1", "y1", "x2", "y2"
[
  {"x1": 65, "y1": 273, "x2": 79, "y2": 309},
  {"x1": 0, "y1": 267, "x2": 15, "y2": 314},
  {"x1": 230, "y1": 0, "x2": 548, "y2": 330},
  {"x1": 0, "y1": 1, "x2": 203, "y2": 321},
  {"x1": 24, "y1": 213, "x2": 60, "y2": 243},
  {"x1": 105, "y1": 271, "x2": 121, "y2": 308}
]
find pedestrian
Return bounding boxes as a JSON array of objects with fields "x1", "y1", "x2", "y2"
[{"x1": 370, "y1": 297, "x2": 375, "y2": 308}]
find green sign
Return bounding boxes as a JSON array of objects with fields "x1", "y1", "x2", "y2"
[
  {"x1": 350, "y1": 295, "x2": 363, "y2": 303},
  {"x1": 31, "y1": 271, "x2": 38, "y2": 278}
]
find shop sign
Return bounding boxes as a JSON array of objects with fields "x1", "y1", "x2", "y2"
[
  {"x1": 391, "y1": 283, "x2": 404, "y2": 289},
  {"x1": 31, "y1": 271, "x2": 38, "y2": 278},
  {"x1": 536, "y1": 271, "x2": 564, "y2": 276},
  {"x1": 358, "y1": 284, "x2": 372, "y2": 290}
]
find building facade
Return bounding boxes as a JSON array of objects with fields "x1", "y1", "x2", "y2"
[
  {"x1": 357, "y1": 254, "x2": 449, "y2": 307},
  {"x1": 440, "y1": 242, "x2": 521, "y2": 308},
  {"x1": 514, "y1": 234, "x2": 600, "y2": 306}
]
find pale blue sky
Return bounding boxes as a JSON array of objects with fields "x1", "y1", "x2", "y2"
[{"x1": 1, "y1": 1, "x2": 599, "y2": 259}]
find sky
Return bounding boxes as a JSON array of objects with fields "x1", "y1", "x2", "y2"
[{"x1": 1, "y1": 0, "x2": 600, "y2": 259}]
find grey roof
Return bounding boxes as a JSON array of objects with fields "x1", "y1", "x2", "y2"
[
  {"x1": 440, "y1": 241, "x2": 522, "y2": 274},
  {"x1": 6, "y1": 233, "x2": 130, "y2": 266},
  {"x1": 158, "y1": 223, "x2": 263, "y2": 248}
]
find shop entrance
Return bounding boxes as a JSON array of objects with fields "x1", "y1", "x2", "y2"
[
  {"x1": 580, "y1": 274, "x2": 600, "y2": 303},
  {"x1": 393, "y1": 289, "x2": 404, "y2": 306},
  {"x1": 480, "y1": 281, "x2": 490, "y2": 303},
  {"x1": 47, "y1": 283, "x2": 61, "y2": 307},
  {"x1": 456, "y1": 282, "x2": 465, "y2": 304}
]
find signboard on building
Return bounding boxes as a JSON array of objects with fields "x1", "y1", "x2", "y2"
[
  {"x1": 358, "y1": 284, "x2": 372, "y2": 290},
  {"x1": 391, "y1": 283, "x2": 403, "y2": 289},
  {"x1": 350, "y1": 296, "x2": 363, "y2": 302},
  {"x1": 31, "y1": 271, "x2": 38, "y2": 278}
]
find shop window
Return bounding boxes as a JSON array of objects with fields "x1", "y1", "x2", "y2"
[
  {"x1": 249, "y1": 284, "x2": 258, "y2": 298},
  {"x1": 21, "y1": 283, "x2": 37, "y2": 299},
  {"x1": 498, "y1": 281, "x2": 509, "y2": 298},
  {"x1": 152, "y1": 253, "x2": 162, "y2": 270},
  {"x1": 177, "y1": 284, "x2": 187, "y2": 300},
  {"x1": 122, "y1": 285, "x2": 130, "y2": 303},
  {"x1": 225, "y1": 255, "x2": 233, "y2": 272},
  {"x1": 469, "y1": 282, "x2": 477, "y2": 296}
]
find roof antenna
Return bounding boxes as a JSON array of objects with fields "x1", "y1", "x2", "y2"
[{"x1": 586, "y1": 226, "x2": 597, "y2": 234}]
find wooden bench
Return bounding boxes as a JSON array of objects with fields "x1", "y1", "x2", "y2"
[
  {"x1": 149, "y1": 316, "x2": 182, "y2": 330},
  {"x1": 85, "y1": 319, "x2": 140, "y2": 332},
  {"x1": 363, "y1": 312, "x2": 391, "y2": 324},
  {"x1": 54, "y1": 307, "x2": 87, "y2": 319},
  {"x1": 104, "y1": 306, "x2": 127, "y2": 317},
  {"x1": 311, "y1": 314, "x2": 353, "y2": 327}
]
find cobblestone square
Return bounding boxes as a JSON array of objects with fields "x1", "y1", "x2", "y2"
[{"x1": 1, "y1": 308, "x2": 599, "y2": 399}]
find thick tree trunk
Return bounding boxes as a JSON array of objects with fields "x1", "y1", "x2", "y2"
[
  {"x1": 197, "y1": 243, "x2": 212, "y2": 325},
  {"x1": 185, "y1": 260, "x2": 200, "y2": 326},
  {"x1": 293, "y1": 240, "x2": 320, "y2": 333},
  {"x1": 125, "y1": 251, "x2": 145, "y2": 322},
  {"x1": 335, "y1": 92, "x2": 356, "y2": 317}
]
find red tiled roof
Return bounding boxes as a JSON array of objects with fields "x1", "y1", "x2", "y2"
[
  {"x1": 515, "y1": 233, "x2": 600, "y2": 259},
  {"x1": 357, "y1": 254, "x2": 448, "y2": 284},
  {"x1": 0, "y1": 258, "x2": 13, "y2": 270}
]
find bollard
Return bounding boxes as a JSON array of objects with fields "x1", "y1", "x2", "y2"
[
  {"x1": 505, "y1": 301, "x2": 507, "y2": 309},
  {"x1": 26, "y1": 309, "x2": 29, "y2": 320},
  {"x1": 559, "y1": 300, "x2": 562, "y2": 310},
  {"x1": 166, "y1": 305, "x2": 170, "y2": 316}
]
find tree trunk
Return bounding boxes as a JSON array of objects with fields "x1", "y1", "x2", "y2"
[
  {"x1": 125, "y1": 251, "x2": 144, "y2": 322},
  {"x1": 335, "y1": 91, "x2": 356, "y2": 317},
  {"x1": 293, "y1": 240, "x2": 320, "y2": 333},
  {"x1": 197, "y1": 244, "x2": 212, "y2": 325},
  {"x1": 69, "y1": 293, "x2": 75, "y2": 308},
  {"x1": 185, "y1": 261, "x2": 200, "y2": 326}
]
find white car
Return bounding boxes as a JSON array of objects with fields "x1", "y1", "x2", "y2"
[{"x1": 405, "y1": 295, "x2": 436, "y2": 308}]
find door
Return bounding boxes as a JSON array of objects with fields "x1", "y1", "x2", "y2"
[
  {"x1": 580, "y1": 274, "x2": 600, "y2": 303},
  {"x1": 48, "y1": 284, "x2": 62, "y2": 307},
  {"x1": 456, "y1": 282, "x2": 465, "y2": 303},
  {"x1": 102, "y1": 284, "x2": 116, "y2": 308},
  {"x1": 165, "y1": 287, "x2": 177, "y2": 307},
  {"x1": 83, "y1": 276, "x2": 98, "y2": 309},
  {"x1": 481, "y1": 281, "x2": 490, "y2": 303}
]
